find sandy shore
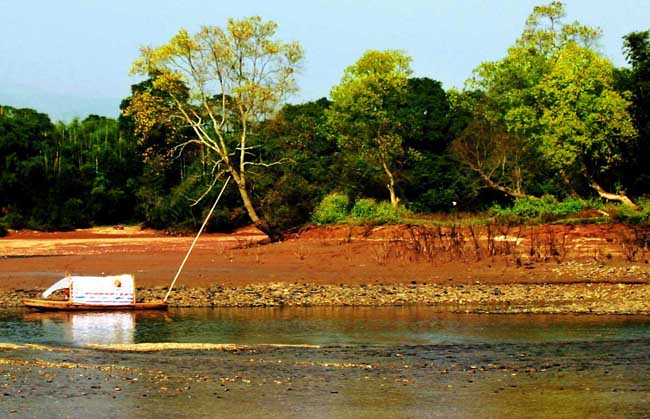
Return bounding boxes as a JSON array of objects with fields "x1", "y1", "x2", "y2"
[{"x1": 1, "y1": 224, "x2": 650, "y2": 314}]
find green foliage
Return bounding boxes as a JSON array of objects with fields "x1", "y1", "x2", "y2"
[
  {"x1": 460, "y1": 2, "x2": 635, "y2": 198},
  {"x1": 536, "y1": 43, "x2": 636, "y2": 179},
  {"x1": 606, "y1": 199, "x2": 650, "y2": 224},
  {"x1": 490, "y1": 195, "x2": 598, "y2": 222},
  {"x1": 257, "y1": 174, "x2": 319, "y2": 231},
  {"x1": 617, "y1": 30, "x2": 650, "y2": 195},
  {"x1": 397, "y1": 78, "x2": 450, "y2": 151},
  {"x1": 207, "y1": 207, "x2": 248, "y2": 233},
  {"x1": 350, "y1": 198, "x2": 406, "y2": 225},
  {"x1": 2, "y1": 8, "x2": 650, "y2": 234},
  {"x1": 0, "y1": 106, "x2": 55, "y2": 225},
  {"x1": 256, "y1": 99, "x2": 339, "y2": 230},
  {"x1": 311, "y1": 195, "x2": 407, "y2": 226},
  {"x1": 328, "y1": 49, "x2": 413, "y2": 206},
  {"x1": 350, "y1": 198, "x2": 377, "y2": 219},
  {"x1": 0, "y1": 107, "x2": 140, "y2": 230},
  {"x1": 311, "y1": 193, "x2": 350, "y2": 225},
  {"x1": 405, "y1": 151, "x2": 479, "y2": 212},
  {"x1": 1, "y1": 212, "x2": 25, "y2": 230},
  {"x1": 0, "y1": 222, "x2": 7, "y2": 237},
  {"x1": 130, "y1": 17, "x2": 305, "y2": 237},
  {"x1": 135, "y1": 160, "x2": 236, "y2": 231}
]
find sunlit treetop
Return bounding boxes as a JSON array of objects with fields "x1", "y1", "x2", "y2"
[{"x1": 131, "y1": 16, "x2": 304, "y2": 120}]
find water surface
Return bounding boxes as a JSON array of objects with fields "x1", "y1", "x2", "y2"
[
  {"x1": 1, "y1": 307, "x2": 650, "y2": 418},
  {"x1": 3, "y1": 306, "x2": 650, "y2": 346}
]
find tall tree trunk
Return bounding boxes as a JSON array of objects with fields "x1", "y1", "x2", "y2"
[
  {"x1": 232, "y1": 175, "x2": 283, "y2": 242},
  {"x1": 590, "y1": 181, "x2": 639, "y2": 210},
  {"x1": 381, "y1": 160, "x2": 400, "y2": 207}
]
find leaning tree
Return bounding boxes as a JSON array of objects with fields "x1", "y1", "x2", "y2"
[{"x1": 129, "y1": 16, "x2": 304, "y2": 239}]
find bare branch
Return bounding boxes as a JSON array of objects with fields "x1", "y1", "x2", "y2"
[{"x1": 242, "y1": 157, "x2": 289, "y2": 168}]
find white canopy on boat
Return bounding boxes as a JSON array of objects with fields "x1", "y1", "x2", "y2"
[
  {"x1": 41, "y1": 275, "x2": 135, "y2": 305},
  {"x1": 42, "y1": 278, "x2": 71, "y2": 298}
]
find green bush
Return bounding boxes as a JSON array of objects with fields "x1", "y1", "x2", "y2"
[
  {"x1": 372, "y1": 201, "x2": 405, "y2": 224},
  {"x1": 1, "y1": 212, "x2": 25, "y2": 230},
  {"x1": 0, "y1": 222, "x2": 7, "y2": 237},
  {"x1": 350, "y1": 198, "x2": 405, "y2": 225},
  {"x1": 608, "y1": 198, "x2": 650, "y2": 224},
  {"x1": 489, "y1": 195, "x2": 597, "y2": 222},
  {"x1": 350, "y1": 198, "x2": 377, "y2": 219},
  {"x1": 311, "y1": 193, "x2": 350, "y2": 225}
]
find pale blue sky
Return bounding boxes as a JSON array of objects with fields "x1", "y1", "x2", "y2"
[{"x1": 1, "y1": 0, "x2": 648, "y2": 121}]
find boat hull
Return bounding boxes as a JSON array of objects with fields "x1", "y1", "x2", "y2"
[{"x1": 22, "y1": 298, "x2": 168, "y2": 311}]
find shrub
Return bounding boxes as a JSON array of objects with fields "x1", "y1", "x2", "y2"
[
  {"x1": 372, "y1": 201, "x2": 404, "y2": 224},
  {"x1": 350, "y1": 198, "x2": 405, "y2": 225},
  {"x1": 0, "y1": 222, "x2": 7, "y2": 237},
  {"x1": 350, "y1": 198, "x2": 377, "y2": 219},
  {"x1": 608, "y1": 198, "x2": 650, "y2": 224},
  {"x1": 490, "y1": 195, "x2": 596, "y2": 222},
  {"x1": 311, "y1": 193, "x2": 350, "y2": 225},
  {"x1": 2, "y1": 212, "x2": 25, "y2": 230},
  {"x1": 554, "y1": 197, "x2": 595, "y2": 216}
]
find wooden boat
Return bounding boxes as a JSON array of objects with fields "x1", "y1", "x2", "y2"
[
  {"x1": 22, "y1": 298, "x2": 167, "y2": 311},
  {"x1": 23, "y1": 180, "x2": 233, "y2": 313},
  {"x1": 23, "y1": 274, "x2": 167, "y2": 311}
]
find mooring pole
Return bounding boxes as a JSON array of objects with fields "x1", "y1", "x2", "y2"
[{"x1": 164, "y1": 177, "x2": 231, "y2": 302}]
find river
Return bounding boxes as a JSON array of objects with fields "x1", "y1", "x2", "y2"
[{"x1": 1, "y1": 307, "x2": 649, "y2": 418}]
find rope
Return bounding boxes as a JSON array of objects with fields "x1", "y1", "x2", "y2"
[{"x1": 164, "y1": 177, "x2": 231, "y2": 302}]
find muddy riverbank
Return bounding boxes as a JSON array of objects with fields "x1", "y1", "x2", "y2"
[{"x1": 1, "y1": 224, "x2": 650, "y2": 314}]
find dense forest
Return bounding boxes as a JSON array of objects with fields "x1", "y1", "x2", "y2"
[{"x1": 1, "y1": 2, "x2": 649, "y2": 236}]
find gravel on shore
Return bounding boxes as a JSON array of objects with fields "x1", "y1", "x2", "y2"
[{"x1": 4, "y1": 282, "x2": 650, "y2": 315}]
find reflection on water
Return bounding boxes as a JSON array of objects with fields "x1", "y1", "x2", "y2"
[
  {"x1": 24, "y1": 311, "x2": 136, "y2": 345},
  {"x1": 1, "y1": 307, "x2": 650, "y2": 418},
  {"x1": 2, "y1": 306, "x2": 650, "y2": 346},
  {"x1": 7, "y1": 310, "x2": 168, "y2": 346}
]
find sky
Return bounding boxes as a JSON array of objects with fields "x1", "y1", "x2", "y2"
[{"x1": 1, "y1": 0, "x2": 649, "y2": 122}]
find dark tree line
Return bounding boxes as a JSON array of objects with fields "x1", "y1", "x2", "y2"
[{"x1": 0, "y1": 108, "x2": 139, "y2": 230}]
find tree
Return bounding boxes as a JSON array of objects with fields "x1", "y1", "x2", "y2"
[
  {"x1": 535, "y1": 43, "x2": 637, "y2": 206},
  {"x1": 0, "y1": 107, "x2": 140, "y2": 230},
  {"x1": 395, "y1": 78, "x2": 475, "y2": 212},
  {"x1": 449, "y1": 86, "x2": 545, "y2": 201},
  {"x1": 327, "y1": 50, "x2": 412, "y2": 207},
  {"x1": 256, "y1": 98, "x2": 338, "y2": 229},
  {"x1": 452, "y1": 102, "x2": 528, "y2": 199},
  {"x1": 0, "y1": 106, "x2": 55, "y2": 227},
  {"x1": 617, "y1": 30, "x2": 650, "y2": 194},
  {"x1": 129, "y1": 16, "x2": 304, "y2": 239},
  {"x1": 397, "y1": 78, "x2": 450, "y2": 151},
  {"x1": 455, "y1": 1, "x2": 637, "y2": 207},
  {"x1": 121, "y1": 77, "x2": 215, "y2": 230},
  {"x1": 121, "y1": 76, "x2": 191, "y2": 166}
]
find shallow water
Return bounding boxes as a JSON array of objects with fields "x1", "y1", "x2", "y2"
[
  {"x1": 2, "y1": 307, "x2": 650, "y2": 418},
  {"x1": 4, "y1": 306, "x2": 650, "y2": 346}
]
